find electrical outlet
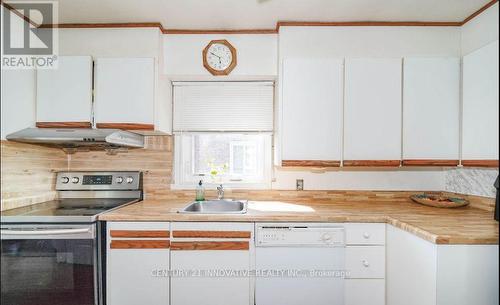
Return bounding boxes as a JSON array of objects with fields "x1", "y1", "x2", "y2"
[{"x1": 296, "y1": 179, "x2": 304, "y2": 191}]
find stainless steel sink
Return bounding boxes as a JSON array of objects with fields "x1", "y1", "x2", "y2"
[{"x1": 178, "y1": 200, "x2": 248, "y2": 214}]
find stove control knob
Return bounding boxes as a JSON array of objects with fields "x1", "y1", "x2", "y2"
[
  {"x1": 126, "y1": 176, "x2": 134, "y2": 184},
  {"x1": 116, "y1": 177, "x2": 124, "y2": 184},
  {"x1": 60, "y1": 177, "x2": 70, "y2": 184},
  {"x1": 71, "y1": 177, "x2": 80, "y2": 184}
]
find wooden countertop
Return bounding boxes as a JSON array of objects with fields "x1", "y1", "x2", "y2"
[{"x1": 99, "y1": 191, "x2": 499, "y2": 245}]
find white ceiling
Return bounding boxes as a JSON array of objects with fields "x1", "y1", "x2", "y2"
[{"x1": 52, "y1": 0, "x2": 491, "y2": 29}]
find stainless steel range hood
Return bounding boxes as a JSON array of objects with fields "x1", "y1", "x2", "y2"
[{"x1": 6, "y1": 128, "x2": 144, "y2": 149}]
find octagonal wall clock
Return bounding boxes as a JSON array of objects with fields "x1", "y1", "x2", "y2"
[{"x1": 202, "y1": 39, "x2": 237, "y2": 76}]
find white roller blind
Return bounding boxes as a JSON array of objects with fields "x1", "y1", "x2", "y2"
[{"x1": 173, "y1": 82, "x2": 274, "y2": 132}]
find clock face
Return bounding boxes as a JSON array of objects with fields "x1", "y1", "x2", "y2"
[
  {"x1": 206, "y1": 43, "x2": 233, "y2": 71},
  {"x1": 203, "y1": 40, "x2": 237, "y2": 75}
]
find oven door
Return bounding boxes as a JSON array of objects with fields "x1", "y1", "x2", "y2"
[{"x1": 1, "y1": 224, "x2": 98, "y2": 305}]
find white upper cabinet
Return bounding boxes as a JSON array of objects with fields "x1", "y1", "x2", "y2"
[
  {"x1": 281, "y1": 58, "x2": 344, "y2": 163},
  {"x1": 344, "y1": 58, "x2": 402, "y2": 162},
  {"x1": 402, "y1": 57, "x2": 460, "y2": 162},
  {"x1": 462, "y1": 40, "x2": 499, "y2": 161},
  {"x1": 94, "y1": 57, "x2": 155, "y2": 128},
  {"x1": 36, "y1": 56, "x2": 93, "y2": 125}
]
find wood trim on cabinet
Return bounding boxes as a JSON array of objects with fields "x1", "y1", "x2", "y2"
[
  {"x1": 96, "y1": 123, "x2": 155, "y2": 130},
  {"x1": 461, "y1": 160, "x2": 499, "y2": 168},
  {"x1": 110, "y1": 240, "x2": 170, "y2": 249},
  {"x1": 281, "y1": 160, "x2": 341, "y2": 167},
  {"x1": 172, "y1": 231, "x2": 251, "y2": 239},
  {"x1": 402, "y1": 160, "x2": 459, "y2": 167},
  {"x1": 36, "y1": 122, "x2": 92, "y2": 128},
  {"x1": 110, "y1": 230, "x2": 170, "y2": 238},
  {"x1": 343, "y1": 160, "x2": 401, "y2": 167},
  {"x1": 170, "y1": 241, "x2": 249, "y2": 251},
  {"x1": 462, "y1": 0, "x2": 498, "y2": 25}
]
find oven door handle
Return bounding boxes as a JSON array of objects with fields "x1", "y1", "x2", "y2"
[{"x1": 1, "y1": 228, "x2": 91, "y2": 236}]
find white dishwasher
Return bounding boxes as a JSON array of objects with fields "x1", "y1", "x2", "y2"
[{"x1": 255, "y1": 223, "x2": 346, "y2": 305}]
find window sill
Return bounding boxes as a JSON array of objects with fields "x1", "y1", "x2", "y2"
[{"x1": 170, "y1": 182, "x2": 272, "y2": 190}]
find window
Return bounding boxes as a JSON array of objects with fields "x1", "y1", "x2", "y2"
[
  {"x1": 174, "y1": 133, "x2": 272, "y2": 188},
  {"x1": 172, "y1": 82, "x2": 274, "y2": 189}
]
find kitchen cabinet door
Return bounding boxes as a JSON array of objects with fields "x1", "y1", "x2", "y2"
[
  {"x1": 345, "y1": 279, "x2": 385, "y2": 305},
  {"x1": 170, "y1": 222, "x2": 253, "y2": 305},
  {"x1": 344, "y1": 58, "x2": 402, "y2": 166},
  {"x1": 94, "y1": 57, "x2": 155, "y2": 130},
  {"x1": 462, "y1": 40, "x2": 499, "y2": 166},
  {"x1": 1, "y1": 69, "x2": 36, "y2": 139},
  {"x1": 387, "y1": 224, "x2": 498, "y2": 305},
  {"x1": 402, "y1": 57, "x2": 460, "y2": 166},
  {"x1": 107, "y1": 222, "x2": 170, "y2": 305},
  {"x1": 281, "y1": 58, "x2": 344, "y2": 167},
  {"x1": 36, "y1": 56, "x2": 93, "y2": 127}
]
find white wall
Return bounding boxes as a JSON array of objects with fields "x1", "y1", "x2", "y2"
[
  {"x1": 163, "y1": 34, "x2": 278, "y2": 78},
  {"x1": 273, "y1": 26, "x2": 461, "y2": 191},
  {"x1": 279, "y1": 26, "x2": 461, "y2": 58},
  {"x1": 56, "y1": 28, "x2": 161, "y2": 57},
  {"x1": 1, "y1": 6, "x2": 36, "y2": 139},
  {"x1": 272, "y1": 168, "x2": 445, "y2": 191},
  {"x1": 461, "y1": 2, "x2": 499, "y2": 55}
]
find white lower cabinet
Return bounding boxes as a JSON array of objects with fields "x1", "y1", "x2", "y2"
[
  {"x1": 104, "y1": 221, "x2": 498, "y2": 305},
  {"x1": 345, "y1": 246, "x2": 385, "y2": 279},
  {"x1": 345, "y1": 279, "x2": 385, "y2": 305},
  {"x1": 107, "y1": 222, "x2": 170, "y2": 305},
  {"x1": 170, "y1": 222, "x2": 254, "y2": 305},
  {"x1": 344, "y1": 223, "x2": 386, "y2": 305},
  {"x1": 387, "y1": 224, "x2": 499, "y2": 305}
]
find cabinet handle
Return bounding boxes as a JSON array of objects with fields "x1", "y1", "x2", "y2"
[
  {"x1": 363, "y1": 232, "x2": 371, "y2": 239},
  {"x1": 170, "y1": 241, "x2": 249, "y2": 251},
  {"x1": 362, "y1": 259, "x2": 370, "y2": 267},
  {"x1": 111, "y1": 240, "x2": 170, "y2": 249},
  {"x1": 172, "y1": 231, "x2": 251, "y2": 239},
  {"x1": 110, "y1": 230, "x2": 170, "y2": 238}
]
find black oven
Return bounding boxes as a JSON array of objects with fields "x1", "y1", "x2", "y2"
[{"x1": 1, "y1": 223, "x2": 104, "y2": 305}]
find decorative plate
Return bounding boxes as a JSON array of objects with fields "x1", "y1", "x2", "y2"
[{"x1": 410, "y1": 193, "x2": 470, "y2": 208}]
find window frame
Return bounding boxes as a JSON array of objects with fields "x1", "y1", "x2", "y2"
[{"x1": 172, "y1": 132, "x2": 273, "y2": 190}]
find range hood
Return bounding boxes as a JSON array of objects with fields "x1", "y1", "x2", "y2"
[{"x1": 6, "y1": 128, "x2": 145, "y2": 149}]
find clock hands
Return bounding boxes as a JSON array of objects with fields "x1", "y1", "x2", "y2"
[
  {"x1": 210, "y1": 52, "x2": 221, "y2": 59},
  {"x1": 210, "y1": 52, "x2": 222, "y2": 65}
]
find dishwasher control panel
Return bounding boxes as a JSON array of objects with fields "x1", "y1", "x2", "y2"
[{"x1": 256, "y1": 225, "x2": 345, "y2": 247}]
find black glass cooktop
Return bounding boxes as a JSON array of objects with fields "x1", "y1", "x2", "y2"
[{"x1": 1, "y1": 198, "x2": 138, "y2": 223}]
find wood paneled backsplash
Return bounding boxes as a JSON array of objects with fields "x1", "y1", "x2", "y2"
[
  {"x1": 1, "y1": 136, "x2": 173, "y2": 211},
  {"x1": 1, "y1": 140, "x2": 67, "y2": 211},
  {"x1": 66, "y1": 136, "x2": 173, "y2": 197}
]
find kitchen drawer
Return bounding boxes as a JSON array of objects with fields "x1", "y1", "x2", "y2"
[
  {"x1": 345, "y1": 279, "x2": 385, "y2": 305},
  {"x1": 171, "y1": 222, "x2": 254, "y2": 240},
  {"x1": 345, "y1": 223, "x2": 386, "y2": 245},
  {"x1": 346, "y1": 246, "x2": 385, "y2": 279}
]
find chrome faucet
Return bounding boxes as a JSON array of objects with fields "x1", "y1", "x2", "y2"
[{"x1": 216, "y1": 184, "x2": 224, "y2": 200}]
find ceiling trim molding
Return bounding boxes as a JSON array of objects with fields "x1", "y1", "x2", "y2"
[
  {"x1": 2, "y1": 0, "x2": 498, "y2": 33},
  {"x1": 275, "y1": 21, "x2": 463, "y2": 29},
  {"x1": 163, "y1": 29, "x2": 277, "y2": 34},
  {"x1": 1, "y1": 1, "x2": 39, "y2": 27},
  {"x1": 38, "y1": 22, "x2": 166, "y2": 30},
  {"x1": 461, "y1": 0, "x2": 498, "y2": 25}
]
